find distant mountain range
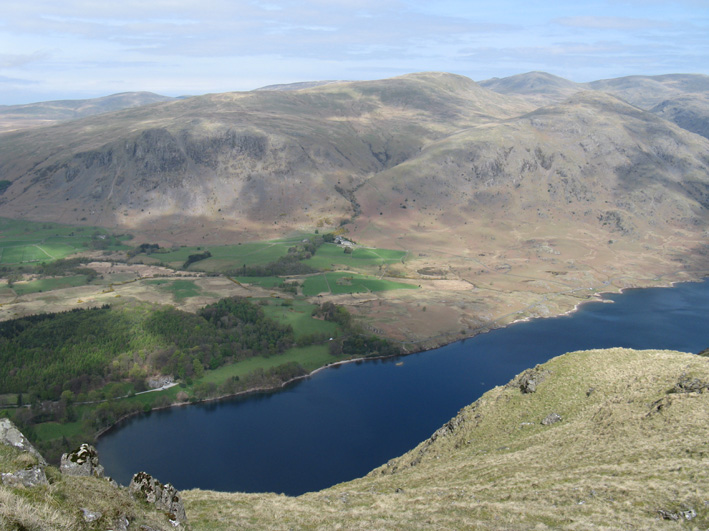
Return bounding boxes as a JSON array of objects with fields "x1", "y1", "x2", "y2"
[{"x1": 0, "y1": 92, "x2": 176, "y2": 133}]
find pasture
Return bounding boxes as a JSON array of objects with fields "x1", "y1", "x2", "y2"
[
  {"x1": 0, "y1": 217, "x2": 129, "y2": 267},
  {"x1": 141, "y1": 241, "x2": 300, "y2": 271},
  {"x1": 302, "y1": 272, "x2": 417, "y2": 296},
  {"x1": 261, "y1": 299, "x2": 339, "y2": 340},
  {"x1": 303, "y1": 243, "x2": 407, "y2": 271}
]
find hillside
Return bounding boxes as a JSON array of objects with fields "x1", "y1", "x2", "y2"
[
  {"x1": 183, "y1": 348, "x2": 709, "y2": 530},
  {"x1": 1, "y1": 71, "x2": 708, "y2": 348},
  {"x1": 4, "y1": 348, "x2": 706, "y2": 529},
  {"x1": 651, "y1": 94, "x2": 709, "y2": 140},
  {"x1": 0, "y1": 72, "x2": 531, "y2": 243}
]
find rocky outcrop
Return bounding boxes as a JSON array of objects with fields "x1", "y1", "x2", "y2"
[
  {"x1": 129, "y1": 471, "x2": 188, "y2": 525},
  {"x1": 0, "y1": 418, "x2": 47, "y2": 465},
  {"x1": 511, "y1": 366, "x2": 551, "y2": 394},
  {"x1": 672, "y1": 373, "x2": 709, "y2": 393},
  {"x1": 1, "y1": 466, "x2": 48, "y2": 488},
  {"x1": 0, "y1": 418, "x2": 49, "y2": 488},
  {"x1": 60, "y1": 443, "x2": 105, "y2": 478},
  {"x1": 1, "y1": 419, "x2": 189, "y2": 529}
]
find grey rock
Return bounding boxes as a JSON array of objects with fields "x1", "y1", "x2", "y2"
[
  {"x1": 512, "y1": 367, "x2": 551, "y2": 394},
  {"x1": 112, "y1": 515, "x2": 130, "y2": 531},
  {"x1": 1, "y1": 466, "x2": 48, "y2": 488},
  {"x1": 60, "y1": 443, "x2": 105, "y2": 478},
  {"x1": 658, "y1": 507, "x2": 696, "y2": 521},
  {"x1": 0, "y1": 418, "x2": 47, "y2": 465},
  {"x1": 81, "y1": 508, "x2": 103, "y2": 523},
  {"x1": 541, "y1": 412, "x2": 562, "y2": 425},
  {"x1": 673, "y1": 374, "x2": 708, "y2": 393},
  {"x1": 129, "y1": 471, "x2": 187, "y2": 524}
]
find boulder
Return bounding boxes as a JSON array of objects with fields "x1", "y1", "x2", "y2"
[
  {"x1": 60, "y1": 443, "x2": 105, "y2": 478},
  {"x1": 0, "y1": 418, "x2": 47, "y2": 465},
  {"x1": 541, "y1": 412, "x2": 562, "y2": 425},
  {"x1": 129, "y1": 471, "x2": 187, "y2": 524},
  {"x1": 1, "y1": 466, "x2": 48, "y2": 488}
]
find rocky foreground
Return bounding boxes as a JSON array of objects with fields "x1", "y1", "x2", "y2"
[{"x1": 2, "y1": 347, "x2": 708, "y2": 530}]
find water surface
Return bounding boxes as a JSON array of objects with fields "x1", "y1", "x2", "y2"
[{"x1": 98, "y1": 279, "x2": 709, "y2": 495}]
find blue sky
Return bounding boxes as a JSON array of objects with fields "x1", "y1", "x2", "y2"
[{"x1": 0, "y1": 0, "x2": 707, "y2": 104}]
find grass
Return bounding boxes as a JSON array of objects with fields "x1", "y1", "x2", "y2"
[
  {"x1": 141, "y1": 241, "x2": 304, "y2": 271},
  {"x1": 33, "y1": 421, "x2": 84, "y2": 441},
  {"x1": 197, "y1": 345, "x2": 334, "y2": 385},
  {"x1": 10, "y1": 275, "x2": 91, "y2": 296},
  {"x1": 7, "y1": 349, "x2": 709, "y2": 529},
  {"x1": 301, "y1": 272, "x2": 417, "y2": 296},
  {"x1": 145, "y1": 279, "x2": 202, "y2": 301},
  {"x1": 303, "y1": 243, "x2": 407, "y2": 271},
  {"x1": 135, "y1": 239, "x2": 406, "y2": 275},
  {"x1": 180, "y1": 348, "x2": 709, "y2": 530},
  {"x1": 260, "y1": 300, "x2": 339, "y2": 340},
  {"x1": 0, "y1": 455, "x2": 187, "y2": 530},
  {"x1": 233, "y1": 276, "x2": 284, "y2": 289},
  {"x1": 0, "y1": 394, "x2": 18, "y2": 407},
  {"x1": 0, "y1": 217, "x2": 130, "y2": 267}
]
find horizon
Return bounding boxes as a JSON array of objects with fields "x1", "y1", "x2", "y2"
[
  {"x1": 1, "y1": 69, "x2": 707, "y2": 108},
  {"x1": 1, "y1": 0, "x2": 707, "y2": 105}
]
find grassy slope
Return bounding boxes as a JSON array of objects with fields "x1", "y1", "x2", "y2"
[
  {"x1": 0, "y1": 443, "x2": 185, "y2": 531},
  {"x1": 183, "y1": 348, "x2": 709, "y2": 530}
]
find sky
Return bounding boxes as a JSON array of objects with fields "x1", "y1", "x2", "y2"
[{"x1": 0, "y1": 0, "x2": 707, "y2": 105}]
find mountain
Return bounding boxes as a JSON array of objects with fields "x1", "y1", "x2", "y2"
[
  {"x1": 255, "y1": 80, "x2": 346, "y2": 91},
  {"x1": 0, "y1": 71, "x2": 708, "y2": 346},
  {"x1": 479, "y1": 71, "x2": 585, "y2": 105},
  {"x1": 0, "y1": 73, "x2": 532, "y2": 242},
  {"x1": 356, "y1": 89, "x2": 709, "y2": 221},
  {"x1": 2, "y1": 71, "x2": 708, "y2": 247},
  {"x1": 0, "y1": 92, "x2": 175, "y2": 133},
  {"x1": 588, "y1": 73, "x2": 709, "y2": 109},
  {"x1": 481, "y1": 72, "x2": 709, "y2": 110},
  {"x1": 651, "y1": 93, "x2": 709, "y2": 140}
]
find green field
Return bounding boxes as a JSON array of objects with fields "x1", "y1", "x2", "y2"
[
  {"x1": 11, "y1": 274, "x2": 91, "y2": 296},
  {"x1": 0, "y1": 217, "x2": 130, "y2": 266},
  {"x1": 303, "y1": 243, "x2": 407, "y2": 271},
  {"x1": 145, "y1": 279, "x2": 203, "y2": 301},
  {"x1": 197, "y1": 344, "x2": 333, "y2": 385},
  {"x1": 302, "y1": 272, "x2": 417, "y2": 296},
  {"x1": 143, "y1": 241, "x2": 304, "y2": 271},
  {"x1": 261, "y1": 300, "x2": 339, "y2": 340},
  {"x1": 33, "y1": 421, "x2": 85, "y2": 441},
  {"x1": 233, "y1": 276, "x2": 285, "y2": 289}
]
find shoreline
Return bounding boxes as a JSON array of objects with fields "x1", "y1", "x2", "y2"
[{"x1": 95, "y1": 272, "x2": 708, "y2": 442}]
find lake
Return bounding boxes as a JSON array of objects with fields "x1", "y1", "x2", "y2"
[{"x1": 97, "y1": 279, "x2": 709, "y2": 495}]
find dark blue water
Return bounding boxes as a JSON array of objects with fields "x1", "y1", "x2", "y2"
[{"x1": 98, "y1": 279, "x2": 709, "y2": 495}]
